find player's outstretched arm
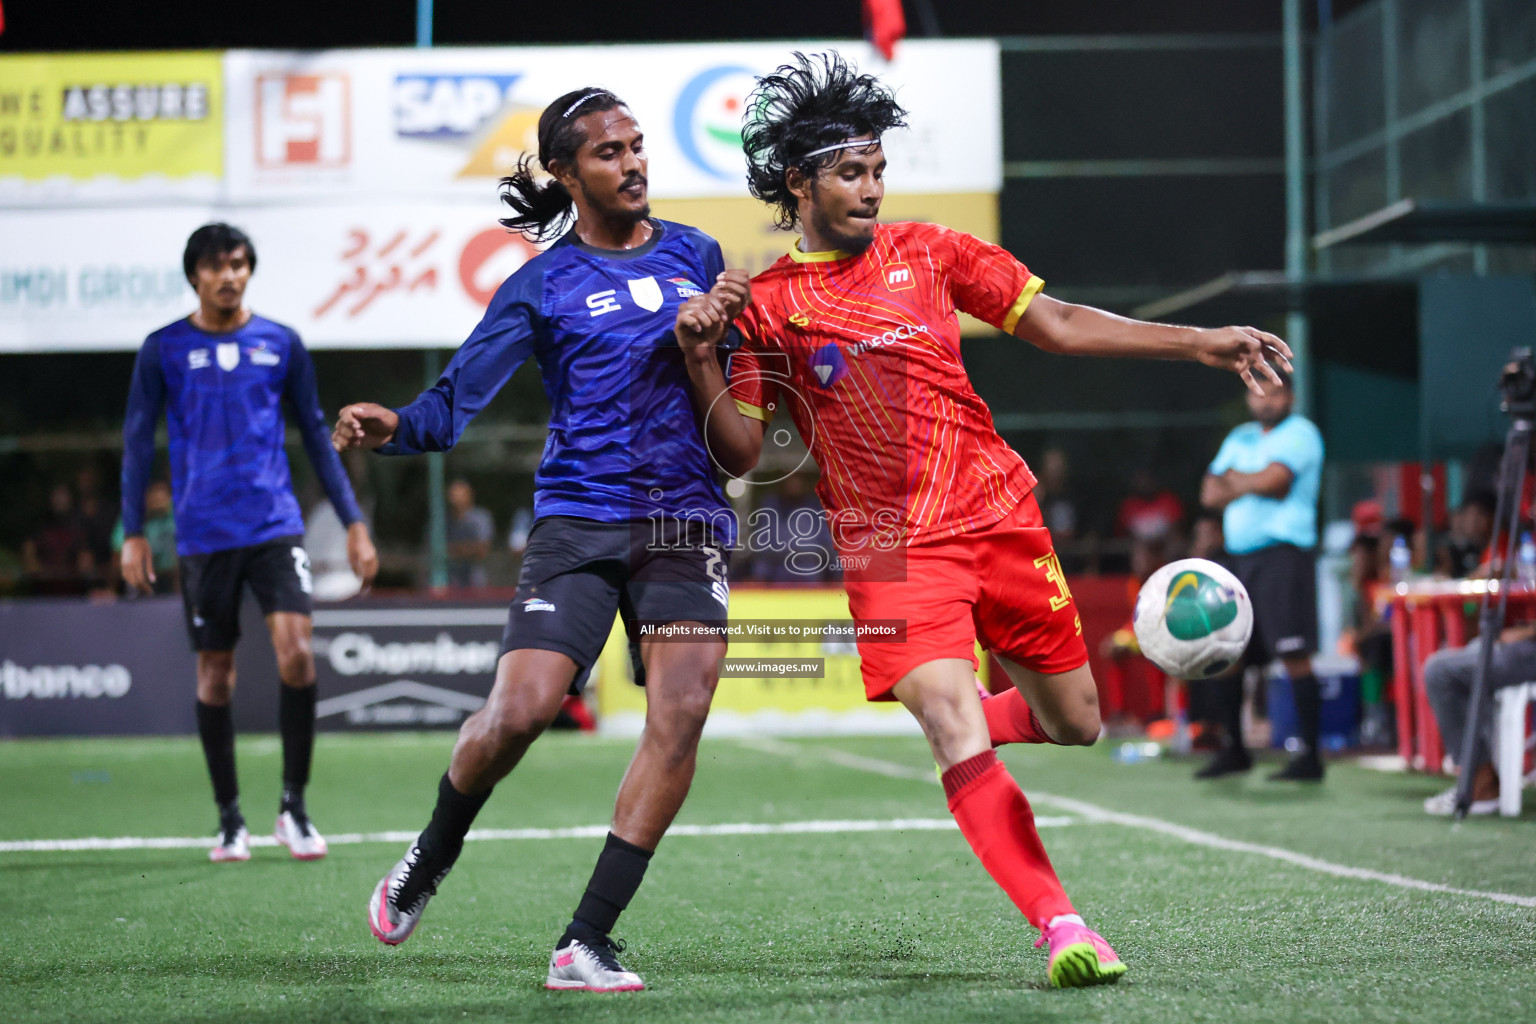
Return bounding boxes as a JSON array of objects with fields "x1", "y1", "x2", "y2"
[
  {"x1": 1014, "y1": 293, "x2": 1294, "y2": 395},
  {"x1": 333, "y1": 402, "x2": 400, "y2": 452},
  {"x1": 676, "y1": 276, "x2": 765, "y2": 478}
]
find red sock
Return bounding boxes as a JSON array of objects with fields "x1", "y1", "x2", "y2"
[
  {"x1": 942, "y1": 749, "x2": 1075, "y2": 930},
  {"x1": 982, "y1": 688, "x2": 1060, "y2": 746}
]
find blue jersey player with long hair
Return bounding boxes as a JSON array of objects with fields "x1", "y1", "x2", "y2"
[
  {"x1": 333, "y1": 88, "x2": 750, "y2": 993},
  {"x1": 121, "y1": 222, "x2": 380, "y2": 865}
]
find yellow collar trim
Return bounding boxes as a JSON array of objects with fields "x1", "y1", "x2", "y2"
[{"x1": 788, "y1": 238, "x2": 851, "y2": 263}]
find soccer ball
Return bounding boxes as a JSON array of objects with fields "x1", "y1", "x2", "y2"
[{"x1": 1132, "y1": 558, "x2": 1253, "y2": 680}]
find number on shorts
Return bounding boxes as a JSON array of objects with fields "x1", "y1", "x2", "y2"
[
  {"x1": 702, "y1": 545, "x2": 726, "y2": 582},
  {"x1": 1033, "y1": 550, "x2": 1072, "y2": 612},
  {"x1": 291, "y1": 546, "x2": 313, "y2": 595}
]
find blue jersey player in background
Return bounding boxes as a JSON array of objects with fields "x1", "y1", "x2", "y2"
[
  {"x1": 333, "y1": 88, "x2": 750, "y2": 993},
  {"x1": 121, "y1": 223, "x2": 379, "y2": 864}
]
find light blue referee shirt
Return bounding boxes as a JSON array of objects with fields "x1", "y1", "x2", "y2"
[{"x1": 1208, "y1": 413, "x2": 1324, "y2": 554}]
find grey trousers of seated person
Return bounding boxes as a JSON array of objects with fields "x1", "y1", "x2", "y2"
[{"x1": 1422, "y1": 637, "x2": 1536, "y2": 768}]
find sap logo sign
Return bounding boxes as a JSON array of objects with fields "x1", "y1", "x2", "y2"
[{"x1": 394, "y1": 74, "x2": 520, "y2": 138}]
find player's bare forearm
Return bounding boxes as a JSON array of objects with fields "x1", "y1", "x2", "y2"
[
  {"x1": 332, "y1": 402, "x2": 399, "y2": 452},
  {"x1": 682, "y1": 347, "x2": 764, "y2": 478},
  {"x1": 1015, "y1": 293, "x2": 1294, "y2": 395},
  {"x1": 346, "y1": 520, "x2": 379, "y2": 588}
]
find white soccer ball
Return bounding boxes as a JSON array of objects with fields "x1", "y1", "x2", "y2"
[{"x1": 1132, "y1": 558, "x2": 1253, "y2": 680}]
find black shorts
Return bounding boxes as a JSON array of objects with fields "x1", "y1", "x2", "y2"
[
  {"x1": 503, "y1": 516, "x2": 731, "y2": 694},
  {"x1": 179, "y1": 536, "x2": 313, "y2": 652},
  {"x1": 1228, "y1": 543, "x2": 1318, "y2": 664}
]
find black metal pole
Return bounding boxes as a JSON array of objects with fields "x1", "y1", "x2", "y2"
[{"x1": 1453, "y1": 416, "x2": 1531, "y2": 819}]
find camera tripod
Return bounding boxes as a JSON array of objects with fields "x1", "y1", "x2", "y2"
[{"x1": 1453, "y1": 351, "x2": 1536, "y2": 820}]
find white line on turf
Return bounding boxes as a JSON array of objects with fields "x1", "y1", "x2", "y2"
[
  {"x1": 737, "y1": 736, "x2": 1536, "y2": 911},
  {"x1": 0, "y1": 816, "x2": 1082, "y2": 854}
]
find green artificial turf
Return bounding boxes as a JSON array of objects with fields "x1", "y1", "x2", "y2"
[{"x1": 2, "y1": 731, "x2": 1534, "y2": 1023}]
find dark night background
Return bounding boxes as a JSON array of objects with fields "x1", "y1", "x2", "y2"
[{"x1": 0, "y1": 1, "x2": 1373, "y2": 51}]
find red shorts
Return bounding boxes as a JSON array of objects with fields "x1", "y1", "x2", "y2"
[{"x1": 843, "y1": 494, "x2": 1088, "y2": 701}]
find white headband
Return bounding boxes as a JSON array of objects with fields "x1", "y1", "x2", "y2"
[
  {"x1": 561, "y1": 91, "x2": 607, "y2": 120},
  {"x1": 800, "y1": 138, "x2": 877, "y2": 160}
]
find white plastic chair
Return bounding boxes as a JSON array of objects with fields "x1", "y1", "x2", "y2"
[{"x1": 1494, "y1": 682, "x2": 1536, "y2": 817}]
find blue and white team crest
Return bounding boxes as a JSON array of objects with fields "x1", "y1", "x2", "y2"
[
  {"x1": 627, "y1": 276, "x2": 664, "y2": 312},
  {"x1": 808, "y1": 343, "x2": 850, "y2": 389},
  {"x1": 216, "y1": 342, "x2": 240, "y2": 372}
]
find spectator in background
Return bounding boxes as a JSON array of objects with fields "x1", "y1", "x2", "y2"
[
  {"x1": 1034, "y1": 447, "x2": 1079, "y2": 542},
  {"x1": 1421, "y1": 623, "x2": 1536, "y2": 815},
  {"x1": 111, "y1": 479, "x2": 178, "y2": 595},
  {"x1": 1198, "y1": 372, "x2": 1326, "y2": 782},
  {"x1": 748, "y1": 472, "x2": 836, "y2": 583},
  {"x1": 1436, "y1": 491, "x2": 1496, "y2": 579},
  {"x1": 1116, "y1": 467, "x2": 1184, "y2": 542},
  {"x1": 74, "y1": 465, "x2": 117, "y2": 590},
  {"x1": 446, "y1": 478, "x2": 494, "y2": 589},
  {"x1": 1189, "y1": 511, "x2": 1224, "y2": 561},
  {"x1": 21, "y1": 483, "x2": 91, "y2": 596},
  {"x1": 305, "y1": 450, "x2": 374, "y2": 600}
]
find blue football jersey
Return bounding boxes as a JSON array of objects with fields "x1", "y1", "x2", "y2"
[
  {"x1": 383, "y1": 219, "x2": 737, "y2": 543},
  {"x1": 121, "y1": 314, "x2": 362, "y2": 556}
]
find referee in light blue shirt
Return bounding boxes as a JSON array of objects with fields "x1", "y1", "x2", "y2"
[{"x1": 1197, "y1": 372, "x2": 1326, "y2": 782}]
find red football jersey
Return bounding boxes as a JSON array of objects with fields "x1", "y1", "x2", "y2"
[{"x1": 729, "y1": 221, "x2": 1043, "y2": 549}]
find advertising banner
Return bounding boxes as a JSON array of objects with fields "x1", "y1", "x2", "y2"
[
  {"x1": 221, "y1": 41, "x2": 999, "y2": 203},
  {"x1": 0, "y1": 597, "x2": 195, "y2": 738},
  {"x1": 595, "y1": 586, "x2": 927, "y2": 737},
  {"x1": 0, "y1": 52, "x2": 224, "y2": 204},
  {"x1": 0, "y1": 193, "x2": 996, "y2": 352},
  {"x1": 0, "y1": 204, "x2": 539, "y2": 351},
  {"x1": 232, "y1": 599, "x2": 507, "y2": 733}
]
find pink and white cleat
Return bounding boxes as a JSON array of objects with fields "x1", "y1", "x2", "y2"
[
  {"x1": 209, "y1": 822, "x2": 250, "y2": 863},
  {"x1": 1036, "y1": 916, "x2": 1127, "y2": 988},
  {"x1": 274, "y1": 810, "x2": 328, "y2": 860},
  {"x1": 545, "y1": 936, "x2": 646, "y2": 992}
]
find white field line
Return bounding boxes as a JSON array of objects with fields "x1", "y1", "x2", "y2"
[
  {"x1": 0, "y1": 815, "x2": 1082, "y2": 855},
  {"x1": 738, "y1": 736, "x2": 1536, "y2": 911}
]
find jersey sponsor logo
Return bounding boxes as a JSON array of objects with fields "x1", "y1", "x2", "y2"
[
  {"x1": 246, "y1": 344, "x2": 281, "y2": 366},
  {"x1": 522, "y1": 597, "x2": 556, "y2": 613},
  {"x1": 587, "y1": 289, "x2": 622, "y2": 317},
  {"x1": 808, "y1": 343, "x2": 850, "y2": 389},
  {"x1": 668, "y1": 275, "x2": 704, "y2": 298},
  {"x1": 256, "y1": 73, "x2": 350, "y2": 168},
  {"x1": 188, "y1": 348, "x2": 211, "y2": 369},
  {"x1": 627, "y1": 276, "x2": 664, "y2": 312},
  {"x1": 216, "y1": 342, "x2": 240, "y2": 371},
  {"x1": 392, "y1": 74, "x2": 521, "y2": 139},
  {"x1": 883, "y1": 262, "x2": 914, "y2": 290},
  {"x1": 787, "y1": 309, "x2": 814, "y2": 330},
  {"x1": 849, "y1": 322, "x2": 929, "y2": 357}
]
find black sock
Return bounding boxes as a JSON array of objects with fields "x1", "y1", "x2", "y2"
[
  {"x1": 419, "y1": 772, "x2": 492, "y2": 867},
  {"x1": 1218, "y1": 677, "x2": 1247, "y2": 754},
  {"x1": 562, "y1": 832, "x2": 654, "y2": 945},
  {"x1": 196, "y1": 700, "x2": 239, "y2": 810},
  {"x1": 279, "y1": 683, "x2": 317, "y2": 797},
  {"x1": 1290, "y1": 674, "x2": 1322, "y2": 758}
]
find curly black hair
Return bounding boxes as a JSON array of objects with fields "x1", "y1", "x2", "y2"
[
  {"x1": 742, "y1": 52, "x2": 908, "y2": 231},
  {"x1": 498, "y1": 87, "x2": 627, "y2": 242}
]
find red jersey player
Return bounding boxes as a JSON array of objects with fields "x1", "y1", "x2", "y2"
[{"x1": 676, "y1": 53, "x2": 1291, "y2": 989}]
